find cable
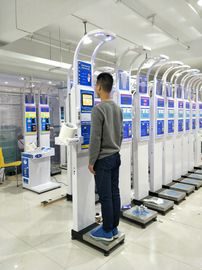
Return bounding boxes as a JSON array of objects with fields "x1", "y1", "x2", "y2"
[{"x1": 52, "y1": 176, "x2": 68, "y2": 187}]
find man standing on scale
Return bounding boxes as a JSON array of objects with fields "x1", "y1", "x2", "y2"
[{"x1": 88, "y1": 72, "x2": 123, "y2": 241}]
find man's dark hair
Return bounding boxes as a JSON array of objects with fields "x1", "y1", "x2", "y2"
[{"x1": 96, "y1": 72, "x2": 113, "y2": 93}]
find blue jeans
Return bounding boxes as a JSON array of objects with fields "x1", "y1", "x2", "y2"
[{"x1": 94, "y1": 152, "x2": 121, "y2": 232}]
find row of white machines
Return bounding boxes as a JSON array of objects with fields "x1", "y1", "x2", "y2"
[{"x1": 56, "y1": 29, "x2": 202, "y2": 256}]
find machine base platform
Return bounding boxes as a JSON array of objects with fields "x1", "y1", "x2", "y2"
[
  {"x1": 194, "y1": 165, "x2": 202, "y2": 170},
  {"x1": 24, "y1": 182, "x2": 61, "y2": 194},
  {"x1": 174, "y1": 178, "x2": 202, "y2": 190},
  {"x1": 163, "y1": 182, "x2": 195, "y2": 195},
  {"x1": 121, "y1": 206, "x2": 157, "y2": 228},
  {"x1": 150, "y1": 188, "x2": 186, "y2": 204},
  {"x1": 182, "y1": 173, "x2": 202, "y2": 181},
  {"x1": 133, "y1": 196, "x2": 174, "y2": 215},
  {"x1": 188, "y1": 169, "x2": 202, "y2": 175},
  {"x1": 71, "y1": 223, "x2": 125, "y2": 256}
]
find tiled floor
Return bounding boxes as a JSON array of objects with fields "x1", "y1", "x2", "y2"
[{"x1": 0, "y1": 172, "x2": 202, "y2": 270}]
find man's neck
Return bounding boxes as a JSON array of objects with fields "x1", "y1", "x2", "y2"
[{"x1": 100, "y1": 94, "x2": 111, "y2": 101}]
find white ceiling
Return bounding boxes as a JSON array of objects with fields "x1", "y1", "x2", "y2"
[{"x1": 0, "y1": 0, "x2": 202, "y2": 80}]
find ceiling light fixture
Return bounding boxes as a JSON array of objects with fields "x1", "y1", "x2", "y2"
[
  {"x1": 197, "y1": 0, "x2": 202, "y2": 6},
  {"x1": 4, "y1": 81, "x2": 8, "y2": 84},
  {"x1": 187, "y1": 3, "x2": 199, "y2": 14},
  {"x1": 83, "y1": 36, "x2": 92, "y2": 45},
  {"x1": 48, "y1": 81, "x2": 52, "y2": 84}
]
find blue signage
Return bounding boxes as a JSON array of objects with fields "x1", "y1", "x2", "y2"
[
  {"x1": 168, "y1": 100, "x2": 174, "y2": 108},
  {"x1": 168, "y1": 120, "x2": 174, "y2": 133},
  {"x1": 178, "y1": 119, "x2": 183, "y2": 132},
  {"x1": 22, "y1": 157, "x2": 29, "y2": 184},
  {"x1": 123, "y1": 121, "x2": 132, "y2": 139},
  {"x1": 199, "y1": 119, "x2": 202, "y2": 129},
  {"x1": 78, "y1": 61, "x2": 92, "y2": 87},
  {"x1": 118, "y1": 70, "x2": 130, "y2": 91},
  {"x1": 141, "y1": 121, "x2": 150, "y2": 137},
  {"x1": 157, "y1": 120, "x2": 164, "y2": 135},
  {"x1": 121, "y1": 94, "x2": 132, "y2": 105},
  {"x1": 141, "y1": 96, "x2": 150, "y2": 107},
  {"x1": 81, "y1": 121, "x2": 91, "y2": 149},
  {"x1": 157, "y1": 98, "x2": 164, "y2": 107},
  {"x1": 192, "y1": 119, "x2": 196, "y2": 130},
  {"x1": 186, "y1": 119, "x2": 190, "y2": 131}
]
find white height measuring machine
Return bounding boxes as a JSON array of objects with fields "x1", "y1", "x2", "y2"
[
  {"x1": 115, "y1": 47, "x2": 146, "y2": 207},
  {"x1": 161, "y1": 64, "x2": 187, "y2": 185},
  {"x1": 68, "y1": 29, "x2": 125, "y2": 255},
  {"x1": 149, "y1": 61, "x2": 182, "y2": 192}
]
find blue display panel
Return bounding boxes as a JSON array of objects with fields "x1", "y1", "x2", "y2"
[
  {"x1": 186, "y1": 111, "x2": 190, "y2": 118},
  {"x1": 40, "y1": 107, "x2": 50, "y2": 132},
  {"x1": 140, "y1": 108, "x2": 150, "y2": 119},
  {"x1": 122, "y1": 108, "x2": 132, "y2": 120},
  {"x1": 178, "y1": 110, "x2": 183, "y2": 118},
  {"x1": 141, "y1": 121, "x2": 150, "y2": 137},
  {"x1": 199, "y1": 119, "x2": 202, "y2": 129},
  {"x1": 168, "y1": 99, "x2": 174, "y2": 108},
  {"x1": 123, "y1": 121, "x2": 132, "y2": 139},
  {"x1": 199, "y1": 104, "x2": 202, "y2": 110},
  {"x1": 40, "y1": 94, "x2": 48, "y2": 105},
  {"x1": 25, "y1": 106, "x2": 37, "y2": 133},
  {"x1": 186, "y1": 119, "x2": 190, "y2": 131},
  {"x1": 78, "y1": 61, "x2": 92, "y2": 87},
  {"x1": 157, "y1": 98, "x2": 164, "y2": 107},
  {"x1": 156, "y1": 80, "x2": 162, "y2": 96},
  {"x1": 157, "y1": 109, "x2": 164, "y2": 119},
  {"x1": 80, "y1": 90, "x2": 94, "y2": 113},
  {"x1": 140, "y1": 96, "x2": 149, "y2": 106},
  {"x1": 192, "y1": 119, "x2": 196, "y2": 130},
  {"x1": 168, "y1": 109, "x2": 174, "y2": 119},
  {"x1": 186, "y1": 102, "x2": 190, "y2": 109},
  {"x1": 120, "y1": 94, "x2": 132, "y2": 105},
  {"x1": 25, "y1": 94, "x2": 34, "y2": 104},
  {"x1": 168, "y1": 120, "x2": 174, "y2": 133},
  {"x1": 157, "y1": 120, "x2": 164, "y2": 135},
  {"x1": 81, "y1": 121, "x2": 91, "y2": 149},
  {"x1": 22, "y1": 157, "x2": 29, "y2": 184},
  {"x1": 178, "y1": 120, "x2": 183, "y2": 132},
  {"x1": 178, "y1": 101, "x2": 184, "y2": 108},
  {"x1": 192, "y1": 103, "x2": 196, "y2": 109},
  {"x1": 118, "y1": 70, "x2": 130, "y2": 91},
  {"x1": 139, "y1": 75, "x2": 147, "y2": 94}
]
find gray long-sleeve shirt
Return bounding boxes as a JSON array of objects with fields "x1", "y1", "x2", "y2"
[{"x1": 89, "y1": 100, "x2": 123, "y2": 165}]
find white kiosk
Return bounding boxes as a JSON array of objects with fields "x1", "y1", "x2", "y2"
[{"x1": 63, "y1": 30, "x2": 125, "y2": 256}]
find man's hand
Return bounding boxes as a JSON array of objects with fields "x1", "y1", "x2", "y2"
[{"x1": 88, "y1": 164, "x2": 96, "y2": 175}]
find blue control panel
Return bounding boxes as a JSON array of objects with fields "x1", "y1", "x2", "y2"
[
  {"x1": 81, "y1": 122, "x2": 91, "y2": 149},
  {"x1": 120, "y1": 93, "x2": 132, "y2": 140},
  {"x1": 80, "y1": 90, "x2": 94, "y2": 113},
  {"x1": 80, "y1": 89, "x2": 94, "y2": 150},
  {"x1": 192, "y1": 103, "x2": 196, "y2": 130},
  {"x1": 25, "y1": 106, "x2": 37, "y2": 133},
  {"x1": 199, "y1": 103, "x2": 202, "y2": 129},
  {"x1": 185, "y1": 102, "x2": 190, "y2": 131},
  {"x1": 178, "y1": 101, "x2": 184, "y2": 132},
  {"x1": 156, "y1": 98, "x2": 164, "y2": 135},
  {"x1": 140, "y1": 96, "x2": 150, "y2": 137},
  {"x1": 22, "y1": 157, "x2": 29, "y2": 184},
  {"x1": 168, "y1": 99, "x2": 174, "y2": 134}
]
